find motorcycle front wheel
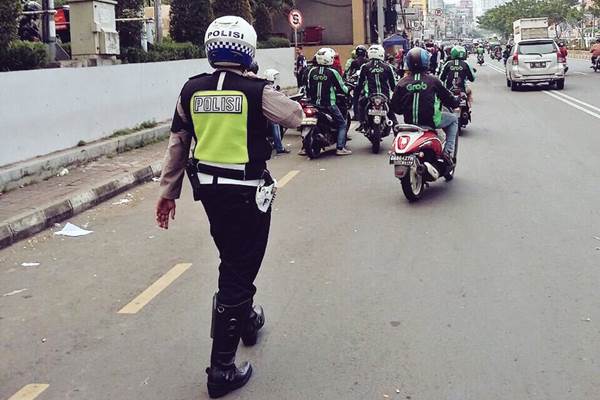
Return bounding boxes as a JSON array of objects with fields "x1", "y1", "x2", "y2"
[
  {"x1": 401, "y1": 167, "x2": 424, "y2": 202},
  {"x1": 303, "y1": 128, "x2": 322, "y2": 159}
]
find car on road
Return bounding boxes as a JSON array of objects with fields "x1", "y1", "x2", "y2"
[{"x1": 505, "y1": 38, "x2": 566, "y2": 91}]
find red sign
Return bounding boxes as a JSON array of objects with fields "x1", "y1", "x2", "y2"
[{"x1": 288, "y1": 9, "x2": 303, "y2": 29}]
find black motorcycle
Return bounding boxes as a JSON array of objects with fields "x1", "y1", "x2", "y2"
[
  {"x1": 303, "y1": 95, "x2": 351, "y2": 159},
  {"x1": 363, "y1": 94, "x2": 393, "y2": 154},
  {"x1": 450, "y1": 78, "x2": 470, "y2": 132}
]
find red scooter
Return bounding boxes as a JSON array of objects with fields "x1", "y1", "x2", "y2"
[{"x1": 389, "y1": 124, "x2": 457, "y2": 202}]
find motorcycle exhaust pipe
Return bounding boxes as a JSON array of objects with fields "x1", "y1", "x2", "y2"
[
  {"x1": 385, "y1": 119, "x2": 394, "y2": 127},
  {"x1": 424, "y1": 162, "x2": 440, "y2": 180}
]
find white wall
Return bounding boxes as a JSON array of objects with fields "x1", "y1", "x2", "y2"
[{"x1": 0, "y1": 48, "x2": 296, "y2": 166}]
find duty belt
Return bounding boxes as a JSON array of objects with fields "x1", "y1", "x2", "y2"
[{"x1": 194, "y1": 161, "x2": 264, "y2": 181}]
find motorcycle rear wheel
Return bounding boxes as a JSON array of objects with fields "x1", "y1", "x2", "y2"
[
  {"x1": 370, "y1": 126, "x2": 381, "y2": 154},
  {"x1": 304, "y1": 128, "x2": 322, "y2": 159},
  {"x1": 401, "y1": 167, "x2": 424, "y2": 202}
]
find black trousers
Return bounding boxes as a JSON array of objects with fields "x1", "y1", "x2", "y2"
[{"x1": 199, "y1": 184, "x2": 271, "y2": 305}]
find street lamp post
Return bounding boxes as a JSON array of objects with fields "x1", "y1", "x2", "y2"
[{"x1": 154, "y1": 0, "x2": 162, "y2": 44}]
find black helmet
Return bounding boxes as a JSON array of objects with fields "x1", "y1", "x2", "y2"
[
  {"x1": 355, "y1": 45, "x2": 367, "y2": 58},
  {"x1": 405, "y1": 47, "x2": 430, "y2": 72},
  {"x1": 247, "y1": 61, "x2": 259, "y2": 74}
]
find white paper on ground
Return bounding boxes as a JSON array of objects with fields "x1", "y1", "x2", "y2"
[
  {"x1": 21, "y1": 262, "x2": 40, "y2": 267},
  {"x1": 112, "y1": 198, "x2": 131, "y2": 205},
  {"x1": 54, "y1": 223, "x2": 93, "y2": 237},
  {"x1": 3, "y1": 288, "x2": 28, "y2": 297}
]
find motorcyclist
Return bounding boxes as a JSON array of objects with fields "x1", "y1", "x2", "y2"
[
  {"x1": 19, "y1": 1, "x2": 42, "y2": 42},
  {"x1": 425, "y1": 42, "x2": 439, "y2": 74},
  {"x1": 391, "y1": 47, "x2": 459, "y2": 166},
  {"x1": 475, "y1": 44, "x2": 485, "y2": 62},
  {"x1": 344, "y1": 50, "x2": 357, "y2": 74},
  {"x1": 305, "y1": 47, "x2": 352, "y2": 156},
  {"x1": 440, "y1": 45, "x2": 475, "y2": 106},
  {"x1": 590, "y1": 38, "x2": 600, "y2": 67},
  {"x1": 502, "y1": 44, "x2": 512, "y2": 65},
  {"x1": 347, "y1": 45, "x2": 369, "y2": 121},
  {"x1": 356, "y1": 44, "x2": 398, "y2": 132},
  {"x1": 558, "y1": 41, "x2": 569, "y2": 72}
]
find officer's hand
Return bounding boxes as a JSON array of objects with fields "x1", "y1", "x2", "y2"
[{"x1": 156, "y1": 197, "x2": 176, "y2": 229}]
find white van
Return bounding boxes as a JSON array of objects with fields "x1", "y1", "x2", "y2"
[{"x1": 505, "y1": 39, "x2": 566, "y2": 91}]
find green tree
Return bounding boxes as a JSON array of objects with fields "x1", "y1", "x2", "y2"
[
  {"x1": 477, "y1": 0, "x2": 581, "y2": 38},
  {"x1": 212, "y1": 0, "x2": 254, "y2": 23},
  {"x1": 170, "y1": 0, "x2": 213, "y2": 46},
  {"x1": 0, "y1": 0, "x2": 20, "y2": 51},
  {"x1": 117, "y1": 0, "x2": 144, "y2": 48},
  {"x1": 254, "y1": 3, "x2": 273, "y2": 40}
]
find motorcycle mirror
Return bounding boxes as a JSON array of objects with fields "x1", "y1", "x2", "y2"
[{"x1": 473, "y1": 68, "x2": 477, "y2": 72}]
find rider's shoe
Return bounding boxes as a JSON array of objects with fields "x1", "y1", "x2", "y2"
[{"x1": 336, "y1": 148, "x2": 352, "y2": 156}]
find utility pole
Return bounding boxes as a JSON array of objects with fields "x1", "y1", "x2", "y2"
[
  {"x1": 154, "y1": 0, "x2": 162, "y2": 44},
  {"x1": 377, "y1": 0, "x2": 385, "y2": 43},
  {"x1": 41, "y1": 0, "x2": 56, "y2": 62}
]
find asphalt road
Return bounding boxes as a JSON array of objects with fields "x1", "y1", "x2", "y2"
[{"x1": 1, "y1": 57, "x2": 599, "y2": 400}]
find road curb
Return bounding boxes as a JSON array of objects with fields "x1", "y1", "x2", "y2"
[
  {"x1": 0, "y1": 124, "x2": 170, "y2": 193},
  {"x1": 0, "y1": 162, "x2": 163, "y2": 251}
]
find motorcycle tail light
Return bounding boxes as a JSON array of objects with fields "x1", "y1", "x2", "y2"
[
  {"x1": 305, "y1": 107, "x2": 316, "y2": 117},
  {"x1": 373, "y1": 97, "x2": 383, "y2": 106}
]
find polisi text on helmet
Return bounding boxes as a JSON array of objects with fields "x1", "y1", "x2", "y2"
[{"x1": 206, "y1": 30, "x2": 245, "y2": 40}]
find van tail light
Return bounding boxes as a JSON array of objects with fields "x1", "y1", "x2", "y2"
[{"x1": 512, "y1": 53, "x2": 518, "y2": 65}]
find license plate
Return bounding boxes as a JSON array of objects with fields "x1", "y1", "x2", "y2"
[
  {"x1": 389, "y1": 154, "x2": 415, "y2": 166},
  {"x1": 530, "y1": 62, "x2": 546, "y2": 68},
  {"x1": 459, "y1": 100, "x2": 467, "y2": 106},
  {"x1": 368, "y1": 109, "x2": 387, "y2": 116},
  {"x1": 302, "y1": 117, "x2": 317, "y2": 126}
]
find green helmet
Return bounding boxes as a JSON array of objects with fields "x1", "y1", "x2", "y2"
[{"x1": 451, "y1": 45, "x2": 466, "y2": 60}]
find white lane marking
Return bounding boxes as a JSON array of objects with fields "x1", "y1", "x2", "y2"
[
  {"x1": 572, "y1": 72, "x2": 587, "y2": 76},
  {"x1": 542, "y1": 91, "x2": 600, "y2": 120},
  {"x1": 487, "y1": 64, "x2": 505, "y2": 74},
  {"x1": 549, "y1": 91, "x2": 600, "y2": 113}
]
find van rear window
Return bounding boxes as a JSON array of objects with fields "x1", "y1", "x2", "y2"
[{"x1": 518, "y1": 42, "x2": 556, "y2": 55}]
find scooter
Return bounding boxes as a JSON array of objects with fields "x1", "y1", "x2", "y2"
[
  {"x1": 363, "y1": 94, "x2": 393, "y2": 154},
  {"x1": 389, "y1": 124, "x2": 457, "y2": 202}
]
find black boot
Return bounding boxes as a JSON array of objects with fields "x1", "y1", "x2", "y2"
[
  {"x1": 241, "y1": 304, "x2": 265, "y2": 346},
  {"x1": 206, "y1": 297, "x2": 253, "y2": 399}
]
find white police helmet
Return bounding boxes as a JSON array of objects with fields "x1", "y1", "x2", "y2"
[
  {"x1": 204, "y1": 16, "x2": 257, "y2": 69},
  {"x1": 264, "y1": 68, "x2": 280, "y2": 83},
  {"x1": 315, "y1": 48, "x2": 336, "y2": 66},
  {"x1": 367, "y1": 45, "x2": 385, "y2": 60}
]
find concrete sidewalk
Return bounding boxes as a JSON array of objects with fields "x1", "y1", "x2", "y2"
[{"x1": 0, "y1": 139, "x2": 168, "y2": 250}]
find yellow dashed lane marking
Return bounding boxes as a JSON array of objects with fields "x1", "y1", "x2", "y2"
[
  {"x1": 118, "y1": 263, "x2": 192, "y2": 314},
  {"x1": 8, "y1": 384, "x2": 49, "y2": 400},
  {"x1": 277, "y1": 170, "x2": 300, "y2": 188}
]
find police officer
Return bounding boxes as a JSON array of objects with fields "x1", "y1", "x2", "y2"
[
  {"x1": 356, "y1": 44, "x2": 398, "y2": 132},
  {"x1": 155, "y1": 16, "x2": 303, "y2": 399}
]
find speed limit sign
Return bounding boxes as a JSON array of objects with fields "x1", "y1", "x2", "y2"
[{"x1": 288, "y1": 9, "x2": 303, "y2": 29}]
